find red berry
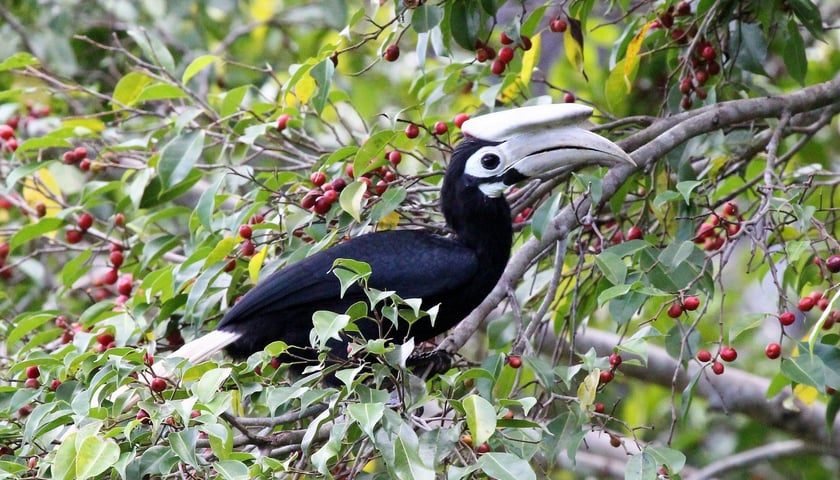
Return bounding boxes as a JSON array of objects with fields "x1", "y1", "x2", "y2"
[
  {"x1": 695, "y1": 69, "x2": 709, "y2": 85},
  {"x1": 276, "y1": 113, "x2": 291, "y2": 131},
  {"x1": 719, "y1": 346, "x2": 737, "y2": 362},
  {"x1": 475, "y1": 48, "x2": 489, "y2": 63},
  {"x1": 63, "y1": 150, "x2": 77, "y2": 164},
  {"x1": 97, "y1": 333, "x2": 115, "y2": 346},
  {"x1": 818, "y1": 298, "x2": 830, "y2": 311},
  {"x1": 765, "y1": 343, "x2": 781, "y2": 359},
  {"x1": 609, "y1": 353, "x2": 622, "y2": 368},
  {"x1": 74, "y1": 146, "x2": 87, "y2": 160},
  {"x1": 491, "y1": 59, "x2": 506, "y2": 75},
  {"x1": 404, "y1": 124, "x2": 420, "y2": 139},
  {"x1": 250, "y1": 214, "x2": 264, "y2": 224},
  {"x1": 671, "y1": 28, "x2": 686, "y2": 43},
  {"x1": 143, "y1": 352, "x2": 154, "y2": 365},
  {"x1": 519, "y1": 35, "x2": 532, "y2": 50},
  {"x1": 798, "y1": 297, "x2": 815, "y2": 312},
  {"x1": 66, "y1": 229, "x2": 83, "y2": 244},
  {"x1": 500, "y1": 32, "x2": 514, "y2": 45},
  {"x1": 331, "y1": 178, "x2": 347, "y2": 192},
  {"x1": 238, "y1": 224, "x2": 253, "y2": 239},
  {"x1": 137, "y1": 409, "x2": 149, "y2": 421},
  {"x1": 310, "y1": 171, "x2": 327, "y2": 187},
  {"x1": 302, "y1": 190, "x2": 319, "y2": 209},
  {"x1": 550, "y1": 18, "x2": 568, "y2": 33},
  {"x1": 454, "y1": 113, "x2": 470, "y2": 129},
  {"x1": 711, "y1": 360, "x2": 725, "y2": 375},
  {"x1": 18, "y1": 404, "x2": 33, "y2": 417},
  {"x1": 826, "y1": 255, "x2": 840, "y2": 273},
  {"x1": 676, "y1": 1, "x2": 691, "y2": 15},
  {"x1": 270, "y1": 357, "x2": 282, "y2": 369},
  {"x1": 599, "y1": 370, "x2": 614, "y2": 384},
  {"x1": 0, "y1": 243, "x2": 7, "y2": 259},
  {"x1": 383, "y1": 44, "x2": 400, "y2": 62},
  {"x1": 241, "y1": 239, "x2": 255, "y2": 256},
  {"x1": 78, "y1": 213, "x2": 94, "y2": 232},
  {"x1": 683, "y1": 296, "x2": 700, "y2": 311},
  {"x1": 102, "y1": 268, "x2": 118, "y2": 285},
  {"x1": 667, "y1": 303, "x2": 683, "y2": 318},
  {"x1": 659, "y1": 12, "x2": 675, "y2": 29},
  {"x1": 681, "y1": 95, "x2": 693, "y2": 110},
  {"x1": 679, "y1": 77, "x2": 693, "y2": 94},
  {"x1": 3, "y1": 138, "x2": 17, "y2": 153},
  {"x1": 701, "y1": 45, "x2": 716, "y2": 61},
  {"x1": 191, "y1": 409, "x2": 201, "y2": 418},
  {"x1": 114, "y1": 213, "x2": 125, "y2": 227},
  {"x1": 224, "y1": 257, "x2": 236, "y2": 272},
  {"x1": 322, "y1": 189, "x2": 339, "y2": 204},
  {"x1": 779, "y1": 311, "x2": 796, "y2": 326},
  {"x1": 594, "y1": 402, "x2": 605, "y2": 413},
  {"x1": 50, "y1": 379, "x2": 61, "y2": 390},
  {"x1": 117, "y1": 274, "x2": 133, "y2": 296},
  {"x1": 313, "y1": 196, "x2": 332, "y2": 215},
  {"x1": 150, "y1": 377, "x2": 167, "y2": 392},
  {"x1": 79, "y1": 159, "x2": 92, "y2": 171},
  {"x1": 24, "y1": 377, "x2": 39, "y2": 391},
  {"x1": 507, "y1": 355, "x2": 522, "y2": 368},
  {"x1": 626, "y1": 226, "x2": 643, "y2": 241},
  {"x1": 563, "y1": 92, "x2": 576, "y2": 103},
  {"x1": 387, "y1": 150, "x2": 402, "y2": 166},
  {"x1": 433, "y1": 121, "x2": 448, "y2": 135},
  {"x1": 25, "y1": 365, "x2": 40, "y2": 379},
  {"x1": 477, "y1": 443, "x2": 490, "y2": 454},
  {"x1": 707, "y1": 60, "x2": 721, "y2": 75},
  {"x1": 697, "y1": 349, "x2": 712, "y2": 362},
  {"x1": 0, "y1": 124, "x2": 14, "y2": 140},
  {"x1": 110, "y1": 250, "x2": 124, "y2": 268},
  {"x1": 498, "y1": 46, "x2": 515, "y2": 63},
  {"x1": 375, "y1": 179, "x2": 388, "y2": 195}
]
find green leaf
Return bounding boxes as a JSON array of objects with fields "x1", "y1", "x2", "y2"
[
  {"x1": 75, "y1": 435, "x2": 120, "y2": 479},
  {"x1": 61, "y1": 248, "x2": 92, "y2": 288},
  {"x1": 220, "y1": 85, "x2": 249, "y2": 118},
  {"x1": 9, "y1": 218, "x2": 63, "y2": 252},
  {"x1": 675, "y1": 180, "x2": 702, "y2": 205},
  {"x1": 52, "y1": 431, "x2": 78, "y2": 480},
  {"x1": 477, "y1": 452, "x2": 537, "y2": 480},
  {"x1": 646, "y1": 445, "x2": 686, "y2": 472},
  {"x1": 780, "y1": 352, "x2": 826, "y2": 390},
  {"x1": 15, "y1": 135, "x2": 73, "y2": 154},
  {"x1": 112, "y1": 72, "x2": 154, "y2": 109},
  {"x1": 827, "y1": 392, "x2": 840, "y2": 434},
  {"x1": 309, "y1": 59, "x2": 335, "y2": 114},
  {"x1": 158, "y1": 130, "x2": 205, "y2": 188},
  {"x1": 169, "y1": 429, "x2": 202, "y2": 469},
  {"x1": 597, "y1": 282, "x2": 636, "y2": 307},
  {"x1": 595, "y1": 251, "x2": 627, "y2": 285},
  {"x1": 213, "y1": 460, "x2": 250, "y2": 480},
  {"x1": 191, "y1": 368, "x2": 232, "y2": 403},
  {"x1": 339, "y1": 180, "x2": 367, "y2": 222},
  {"x1": 784, "y1": 19, "x2": 807, "y2": 85},
  {"x1": 353, "y1": 130, "x2": 394, "y2": 178},
  {"x1": 136, "y1": 83, "x2": 187, "y2": 103},
  {"x1": 731, "y1": 22, "x2": 768, "y2": 76},
  {"x1": 412, "y1": 4, "x2": 443, "y2": 33},
  {"x1": 463, "y1": 394, "x2": 496, "y2": 446},
  {"x1": 530, "y1": 191, "x2": 562, "y2": 241},
  {"x1": 7, "y1": 311, "x2": 59, "y2": 348},
  {"x1": 371, "y1": 186, "x2": 407, "y2": 221},
  {"x1": 0, "y1": 52, "x2": 40, "y2": 71},
  {"x1": 448, "y1": 1, "x2": 481, "y2": 50},
  {"x1": 127, "y1": 28, "x2": 175, "y2": 72},
  {"x1": 312, "y1": 311, "x2": 351, "y2": 350},
  {"x1": 183, "y1": 55, "x2": 221, "y2": 84},
  {"x1": 347, "y1": 402, "x2": 384, "y2": 438},
  {"x1": 625, "y1": 451, "x2": 659, "y2": 480},
  {"x1": 392, "y1": 435, "x2": 435, "y2": 480},
  {"x1": 788, "y1": 0, "x2": 824, "y2": 39}
]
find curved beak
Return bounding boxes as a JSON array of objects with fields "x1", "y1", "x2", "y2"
[{"x1": 461, "y1": 104, "x2": 635, "y2": 185}]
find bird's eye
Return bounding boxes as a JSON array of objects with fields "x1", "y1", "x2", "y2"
[{"x1": 480, "y1": 154, "x2": 501, "y2": 170}]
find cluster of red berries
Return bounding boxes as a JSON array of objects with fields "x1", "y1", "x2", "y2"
[
  {"x1": 476, "y1": 32, "x2": 532, "y2": 76},
  {"x1": 696, "y1": 345, "x2": 736, "y2": 375},
  {"x1": 301, "y1": 171, "x2": 347, "y2": 215},
  {"x1": 599, "y1": 352, "x2": 623, "y2": 385},
  {"x1": 66, "y1": 212, "x2": 95, "y2": 245},
  {"x1": 0, "y1": 104, "x2": 53, "y2": 154},
  {"x1": 666, "y1": 295, "x2": 701, "y2": 318},
  {"x1": 513, "y1": 207, "x2": 533, "y2": 224},
  {"x1": 62, "y1": 145, "x2": 95, "y2": 172},
  {"x1": 403, "y1": 113, "x2": 470, "y2": 140},
  {"x1": 580, "y1": 221, "x2": 645, "y2": 253},
  {"x1": 0, "y1": 124, "x2": 18, "y2": 154},
  {"x1": 237, "y1": 213, "x2": 264, "y2": 257},
  {"x1": 694, "y1": 202, "x2": 741, "y2": 252}
]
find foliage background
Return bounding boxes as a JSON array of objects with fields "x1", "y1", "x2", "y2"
[{"x1": 1, "y1": 0, "x2": 840, "y2": 479}]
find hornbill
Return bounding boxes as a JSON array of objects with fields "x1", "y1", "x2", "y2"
[{"x1": 169, "y1": 104, "x2": 633, "y2": 372}]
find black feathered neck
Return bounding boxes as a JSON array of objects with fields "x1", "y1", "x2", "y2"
[{"x1": 440, "y1": 138, "x2": 513, "y2": 263}]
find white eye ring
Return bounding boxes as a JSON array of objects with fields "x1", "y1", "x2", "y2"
[{"x1": 465, "y1": 147, "x2": 506, "y2": 178}]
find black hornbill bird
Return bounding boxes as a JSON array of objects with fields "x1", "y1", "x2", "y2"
[{"x1": 170, "y1": 104, "x2": 633, "y2": 370}]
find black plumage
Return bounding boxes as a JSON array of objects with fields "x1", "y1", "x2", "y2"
[{"x1": 216, "y1": 138, "x2": 511, "y2": 363}]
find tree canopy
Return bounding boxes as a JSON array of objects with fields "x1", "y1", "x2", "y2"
[{"x1": 1, "y1": 1, "x2": 840, "y2": 478}]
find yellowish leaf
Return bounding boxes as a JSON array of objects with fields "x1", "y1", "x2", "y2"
[
  {"x1": 500, "y1": 33, "x2": 542, "y2": 102},
  {"x1": 23, "y1": 168, "x2": 62, "y2": 220},
  {"x1": 248, "y1": 245, "x2": 268, "y2": 284},
  {"x1": 793, "y1": 384, "x2": 818, "y2": 407},
  {"x1": 295, "y1": 75, "x2": 316, "y2": 105},
  {"x1": 564, "y1": 18, "x2": 588, "y2": 80},
  {"x1": 577, "y1": 369, "x2": 599, "y2": 411},
  {"x1": 249, "y1": 0, "x2": 275, "y2": 42},
  {"x1": 623, "y1": 22, "x2": 651, "y2": 92},
  {"x1": 377, "y1": 211, "x2": 400, "y2": 231}
]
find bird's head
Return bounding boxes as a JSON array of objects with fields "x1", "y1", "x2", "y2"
[{"x1": 448, "y1": 103, "x2": 635, "y2": 199}]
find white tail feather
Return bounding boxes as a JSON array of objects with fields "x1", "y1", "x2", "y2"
[{"x1": 168, "y1": 330, "x2": 241, "y2": 365}]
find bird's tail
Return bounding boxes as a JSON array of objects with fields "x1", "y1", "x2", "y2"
[{"x1": 167, "y1": 329, "x2": 241, "y2": 366}]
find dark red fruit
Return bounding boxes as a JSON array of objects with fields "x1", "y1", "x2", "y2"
[
  {"x1": 676, "y1": 1, "x2": 691, "y2": 15},
  {"x1": 818, "y1": 298, "x2": 830, "y2": 311},
  {"x1": 697, "y1": 350, "x2": 712, "y2": 362},
  {"x1": 63, "y1": 150, "x2": 77, "y2": 164},
  {"x1": 241, "y1": 239, "x2": 255, "y2": 256},
  {"x1": 3, "y1": 138, "x2": 17, "y2": 153},
  {"x1": 404, "y1": 124, "x2": 420, "y2": 139},
  {"x1": 683, "y1": 296, "x2": 700, "y2": 311},
  {"x1": 477, "y1": 443, "x2": 490, "y2": 454},
  {"x1": 114, "y1": 213, "x2": 125, "y2": 227},
  {"x1": 34, "y1": 202, "x2": 46, "y2": 217},
  {"x1": 498, "y1": 46, "x2": 514, "y2": 63},
  {"x1": 322, "y1": 189, "x2": 339, "y2": 204},
  {"x1": 500, "y1": 32, "x2": 514, "y2": 45},
  {"x1": 77, "y1": 213, "x2": 93, "y2": 232},
  {"x1": 383, "y1": 44, "x2": 400, "y2": 62},
  {"x1": 779, "y1": 311, "x2": 796, "y2": 325},
  {"x1": 609, "y1": 353, "x2": 622, "y2": 368},
  {"x1": 491, "y1": 59, "x2": 506, "y2": 75},
  {"x1": 302, "y1": 190, "x2": 319, "y2": 209},
  {"x1": 826, "y1": 255, "x2": 840, "y2": 273},
  {"x1": 25, "y1": 365, "x2": 40, "y2": 379},
  {"x1": 276, "y1": 114, "x2": 291, "y2": 131},
  {"x1": 224, "y1": 257, "x2": 236, "y2": 272},
  {"x1": 375, "y1": 180, "x2": 388, "y2": 195},
  {"x1": 79, "y1": 158, "x2": 92, "y2": 171},
  {"x1": 599, "y1": 370, "x2": 614, "y2": 384},
  {"x1": 0, "y1": 243, "x2": 8, "y2": 258},
  {"x1": 117, "y1": 274, "x2": 133, "y2": 296},
  {"x1": 507, "y1": 355, "x2": 522, "y2": 368},
  {"x1": 563, "y1": 92, "x2": 576, "y2": 103},
  {"x1": 137, "y1": 409, "x2": 149, "y2": 421},
  {"x1": 18, "y1": 404, "x2": 33, "y2": 417},
  {"x1": 765, "y1": 343, "x2": 781, "y2": 359},
  {"x1": 387, "y1": 150, "x2": 402, "y2": 166},
  {"x1": 626, "y1": 226, "x2": 643, "y2": 241},
  {"x1": 679, "y1": 77, "x2": 693, "y2": 94},
  {"x1": 0, "y1": 125, "x2": 14, "y2": 140},
  {"x1": 695, "y1": 69, "x2": 709, "y2": 85},
  {"x1": 594, "y1": 402, "x2": 605, "y2": 414},
  {"x1": 701, "y1": 45, "x2": 716, "y2": 61},
  {"x1": 475, "y1": 48, "x2": 489, "y2": 63},
  {"x1": 310, "y1": 171, "x2": 327, "y2": 187},
  {"x1": 330, "y1": 178, "x2": 347, "y2": 192},
  {"x1": 454, "y1": 113, "x2": 470, "y2": 129},
  {"x1": 50, "y1": 379, "x2": 61, "y2": 390},
  {"x1": 519, "y1": 35, "x2": 532, "y2": 50},
  {"x1": 103, "y1": 268, "x2": 119, "y2": 286},
  {"x1": 66, "y1": 229, "x2": 83, "y2": 244},
  {"x1": 433, "y1": 121, "x2": 448, "y2": 135},
  {"x1": 798, "y1": 297, "x2": 815, "y2": 312},
  {"x1": 110, "y1": 251, "x2": 124, "y2": 268},
  {"x1": 719, "y1": 346, "x2": 737, "y2": 362},
  {"x1": 681, "y1": 95, "x2": 692, "y2": 110},
  {"x1": 667, "y1": 303, "x2": 683, "y2": 318},
  {"x1": 150, "y1": 377, "x2": 167, "y2": 392},
  {"x1": 707, "y1": 60, "x2": 721, "y2": 75},
  {"x1": 711, "y1": 360, "x2": 724, "y2": 375},
  {"x1": 238, "y1": 224, "x2": 253, "y2": 239},
  {"x1": 313, "y1": 197, "x2": 332, "y2": 215},
  {"x1": 97, "y1": 333, "x2": 115, "y2": 346},
  {"x1": 270, "y1": 357, "x2": 282, "y2": 369},
  {"x1": 550, "y1": 18, "x2": 568, "y2": 33}
]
